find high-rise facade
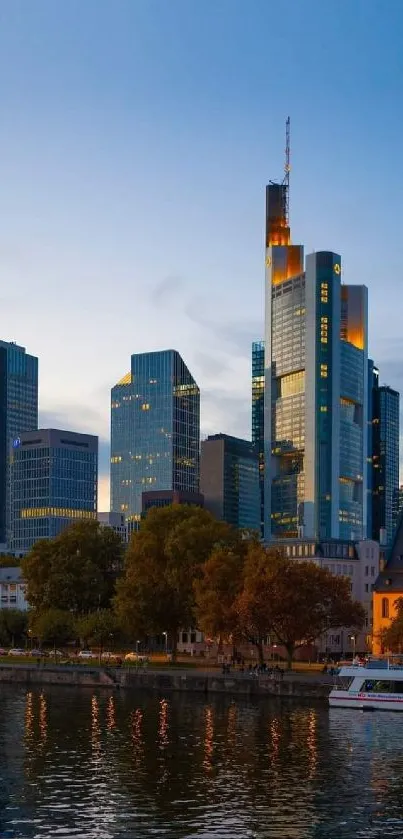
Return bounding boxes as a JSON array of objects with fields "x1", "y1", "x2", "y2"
[
  {"x1": 9, "y1": 429, "x2": 98, "y2": 552},
  {"x1": 110, "y1": 350, "x2": 200, "y2": 525},
  {"x1": 0, "y1": 341, "x2": 38, "y2": 545},
  {"x1": 370, "y1": 366, "x2": 399, "y2": 545},
  {"x1": 252, "y1": 340, "x2": 265, "y2": 535},
  {"x1": 264, "y1": 152, "x2": 368, "y2": 542},
  {"x1": 200, "y1": 433, "x2": 260, "y2": 531}
]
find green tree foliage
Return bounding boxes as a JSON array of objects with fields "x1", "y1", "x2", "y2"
[
  {"x1": 21, "y1": 520, "x2": 124, "y2": 615},
  {"x1": 75, "y1": 609, "x2": 118, "y2": 648},
  {"x1": 29, "y1": 609, "x2": 75, "y2": 646},
  {"x1": 0, "y1": 555, "x2": 21, "y2": 568},
  {"x1": 115, "y1": 504, "x2": 239, "y2": 659},
  {"x1": 0, "y1": 609, "x2": 28, "y2": 646},
  {"x1": 380, "y1": 597, "x2": 403, "y2": 652}
]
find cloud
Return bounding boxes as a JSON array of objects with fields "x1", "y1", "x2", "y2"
[{"x1": 201, "y1": 389, "x2": 251, "y2": 440}]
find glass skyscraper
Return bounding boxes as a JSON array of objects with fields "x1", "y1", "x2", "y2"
[
  {"x1": 252, "y1": 340, "x2": 265, "y2": 535},
  {"x1": 0, "y1": 341, "x2": 38, "y2": 545},
  {"x1": 264, "y1": 162, "x2": 368, "y2": 542},
  {"x1": 110, "y1": 350, "x2": 200, "y2": 525},
  {"x1": 200, "y1": 434, "x2": 260, "y2": 531},
  {"x1": 9, "y1": 429, "x2": 98, "y2": 553},
  {"x1": 370, "y1": 365, "x2": 400, "y2": 544}
]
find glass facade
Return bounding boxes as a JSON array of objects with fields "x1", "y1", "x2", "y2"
[
  {"x1": 371, "y1": 377, "x2": 400, "y2": 544},
  {"x1": 0, "y1": 342, "x2": 38, "y2": 545},
  {"x1": 252, "y1": 340, "x2": 265, "y2": 535},
  {"x1": 264, "y1": 170, "x2": 368, "y2": 542},
  {"x1": 9, "y1": 430, "x2": 98, "y2": 552},
  {"x1": 200, "y1": 434, "x2": 260, "y2": 531},
  {"x1": 110, "y1": 350, "x2": 200, "y2": 524}
]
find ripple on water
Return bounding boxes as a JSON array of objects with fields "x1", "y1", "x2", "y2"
[{"x1": 2, "y1": 690, "x2": 403, "y2": 837}]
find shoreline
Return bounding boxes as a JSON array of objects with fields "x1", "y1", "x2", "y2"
[{"x1": 0, "y1": 663, "x2": 333, "y2": 700}]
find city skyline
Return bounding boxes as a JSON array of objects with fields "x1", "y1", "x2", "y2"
[{"x1": 1, "y1": 1, "x2": 403, "y2": 510}]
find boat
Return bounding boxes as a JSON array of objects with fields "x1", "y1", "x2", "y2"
[{"x1": 329, "y1": 657, "x2": 403, "y2": 711}]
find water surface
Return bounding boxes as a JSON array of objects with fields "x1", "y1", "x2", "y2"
[{"x1": 1, "y1": 685, "x2": 403, "y2": 838}]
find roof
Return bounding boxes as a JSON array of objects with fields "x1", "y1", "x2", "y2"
[
  {"x1": 374, "y1": 506, "x2": 403, "y2": 592},
  {"x1": 0, "y1": 567, "x2": 23, "y2": 583}
]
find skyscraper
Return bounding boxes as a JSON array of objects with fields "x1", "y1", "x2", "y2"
[
  {"x1": 370, "y1": 366, "x2": 399, "y2": 544},
  {"x1": 252, "y1": 340, "x2": 265, "y2": 535},
  {"x1": 200, "y1": 434, "x2": 260, "y2": 531},
  {"x1": 9, "y1": 429, "x2": 98, "y2": 552},
  {"x1": 0, "y1": 341, "x2": 38, "y2": 545},
  {"x1": 264, "y1": 126, "x2": 368, "y2": 542},
  {"x1": 110, "y1": 350, "x2": 200, "y2": 525}
]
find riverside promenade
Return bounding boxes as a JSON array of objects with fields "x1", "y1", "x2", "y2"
[{"x1": 0, "y1": 662, "x2": 334, "y2": 700}]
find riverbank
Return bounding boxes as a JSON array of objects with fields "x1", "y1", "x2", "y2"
[{"x1": 0, "y1": 663, "x2": 333, "y2": 699}]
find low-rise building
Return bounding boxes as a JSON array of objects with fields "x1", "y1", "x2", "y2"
[
  {"x1": 277, "y1": 538, "x2": 380, "y2": 656},
  {"x1": 0, "y1": 567, "x2": 27, "y2": 611},
  {"x1": 373, "y1": 510, "x2": 403, "y2": 654}
]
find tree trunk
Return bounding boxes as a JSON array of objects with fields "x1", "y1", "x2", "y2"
[
  {"x1": 254, "y1": 640, "x2": 264, "y2": 665},
  {"x1": 286, "y1": 644, "x2": 294, "y2": 670}
]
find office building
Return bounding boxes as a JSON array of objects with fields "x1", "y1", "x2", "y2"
[
  {"x1": 278, "y1": 537, "x2": 379, "y2": 655},
  {"x1": 373, "y1": 512, "x2": 403, "y2": 654},
  {"x1": 252, "y1": 340, "x2": 265, "y2": 535},
  {"x1": 9, "y1": 429, "x2": 98, "y2": 552},
  {"x1": 110, "y1": 350, "x2": 200, "y2": 526},
  {"x1": 370, "y1": 365, "x2": 399, "y2": 545},
  {"x1": 141, "y1": 489, "x2": 204, "y2": 514},
  {"x1": 98, "y1": 512, "x2": 128, "y2": 542},
  {"x1": 200, "y1": 434, "x2": 260, "y2": 531},
  {"x1": 264, "y1": 125, "x2": 368, "y2": 541},
  {"x1": 0, "y1": 341, "x2": 38, "y2": 545}
]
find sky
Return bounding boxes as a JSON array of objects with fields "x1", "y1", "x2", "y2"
[{"x1": 0, "y1": 0, "x2": 403, "y2": 510}]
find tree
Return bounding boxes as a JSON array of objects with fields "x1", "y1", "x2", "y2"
[
  {"x1": 0, "y1": 609, "x2": 28, "y2": 646},
  {"x1": 21, "y1": 520, "x2": 124, "y2": 615},
  {"x1": 234, "y1": 544, "x2": 283, "y2": 663},
  {"x1": 0, "y1": 554, "x2": 20, "y2": 568},
  {"x1": 379, "y1": 598, "x2": 403, "y2": 652},
  {"x1": 115, "y1": 504, "x2": 239, "y2": 660},
  {"x1": 75, "y1": 609, "x2": 118, "y2": 650},
  {"x1": 194, "y1": 545, "x2": 245, "y2": 644},
  {"x1": 267, "y1": 560, "x2": 365, "y2": 668},
  {"x1": 29, "y1": 609, "x2": 75, "y2": 647}
]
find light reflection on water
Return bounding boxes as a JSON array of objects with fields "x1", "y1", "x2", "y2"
[{"x1": 0, "y1": 687, "x2": 403, "y2": 837}]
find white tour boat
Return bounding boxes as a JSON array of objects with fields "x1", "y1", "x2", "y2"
[{"x1": 329, "y1": 657, "x2": 403, "y2": 711}]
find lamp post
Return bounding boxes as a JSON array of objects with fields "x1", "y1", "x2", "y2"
[
  {"x1": 163, "y1": 631, "x2": 168, "y2": 657},
  {"x1": 28, "y1": 629, "x2": 32, "y2": 651},
  {"x1": 351, "y1": 635, "x2": 356, "y2": 661},
  {"x1": 136, "y1": 639, "x2": 140, "y2": 655}
]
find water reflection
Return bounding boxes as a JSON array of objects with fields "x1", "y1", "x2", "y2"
[{"x1": 0, "y1": 687, "x2": 403, "y2": 837}]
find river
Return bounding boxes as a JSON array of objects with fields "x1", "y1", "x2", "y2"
[{"x1": 1, "y1": 685, "x2": 403, "y2": 838}]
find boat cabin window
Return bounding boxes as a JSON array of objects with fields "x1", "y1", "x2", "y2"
[{"x1": 363, "y1": 679, "x2": 403, "y2": 694}]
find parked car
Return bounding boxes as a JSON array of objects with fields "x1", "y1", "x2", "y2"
[
  {"x1": 8, "y1": 648, "x2": 25, "y2": 656},
  {"x1": 124, "y1": 652, "x2": 149, "y2": 663},
  {"x1": 0, "y1": 648, "x2": 7, "y2": 656},
  {"x1": 78, "y1": 650, "x2": 97, "y2": 659},
  {"x1": 30, "y1": 649, "x2": 46, "y2": 657}
]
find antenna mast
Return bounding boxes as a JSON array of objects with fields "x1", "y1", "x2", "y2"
[{"x1": 283, "y1": 116, "x2": 290, "y2": 225}]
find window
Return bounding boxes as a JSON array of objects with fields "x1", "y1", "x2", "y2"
[
  {"x1": 365, "y1": 584, "x2": 369, "y2": 592},
  {"x1": 382, "y1": 598, "x2": 389, "y2": 619},
  {"x1": 320, "y1": 363, "x2": 328, "y2": 378},
  {"x1": 371, "y1": 567, "x2": 375, "y2": 577},
  {"x1": 365, "y1": 566, "x2": 369, "y2": 576}
]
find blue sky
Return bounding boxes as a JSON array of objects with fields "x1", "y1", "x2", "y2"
[{"x1": 1, "y1": 0, "x2": 403, "y2": 508}]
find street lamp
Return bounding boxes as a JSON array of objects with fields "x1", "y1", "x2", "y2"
[
  {"x1": 163, "y1": 632, "x2": 168, "y2": 656},
  {"x1": 136, "y1": 640, "x2": 140, "y2": 655},
  {"x1": 350, "y1": 635, "x2": 356, "y2": 661}
]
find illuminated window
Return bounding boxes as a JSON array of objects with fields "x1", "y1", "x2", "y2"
[
  {"x1": 279, "y1": 370, "x2": 305, "y2": 397},
  {"x1": 320, "y1": 364, "x2": 328, "y2": 378},
  {"x1": 141, "y1": 403, "x2": 150, "y2": 411},
  {"x1": 321, "y1": 282, "x2": 328, "y2": 303},
  {"x1": 320, "y1": 405, "x2": 328, "y2": 412},
  {"x1": 111, "y1": 455, "x2": 122, "y2": 464},
  {"x1": 320, "y1": 316, "x2": 328, "y2": 344}
]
